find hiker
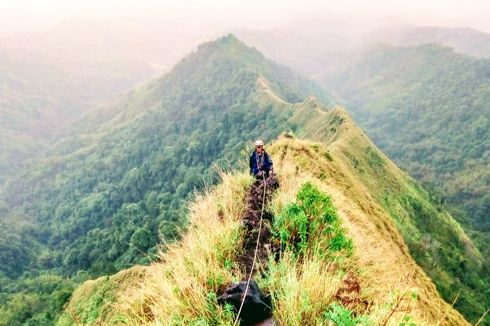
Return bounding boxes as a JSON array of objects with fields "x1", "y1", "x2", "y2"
[{"x1": 250, "y1": 140, "x2": 273, "y2": 179}]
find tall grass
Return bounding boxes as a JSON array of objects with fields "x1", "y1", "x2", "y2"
[
  {"x1": 259, "y1": 181, "x2": 364, "y2": 325},
  {"x1": 60, "y1": 136, "x2": 470, "y2": 326},
  {"x1": 115, "y1": 173, "x2": 251, "y2": 325}
]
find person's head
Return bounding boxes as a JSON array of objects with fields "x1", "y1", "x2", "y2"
[{"x1": 255, "y1": 139, "x2": 264, "y2": 153}]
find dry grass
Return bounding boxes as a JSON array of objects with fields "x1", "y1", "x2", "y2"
[
  {"x1": 60, "y1": 136, "x2": 470, "y2": 325},
  {"x1": 267, "y1": 135, "x2": 470, "y2": 325},
  {"x1": 59, "y1": 98, "x2": 472, "y2": 325},
  {"x1": 260, "y1": 253, "x2": 345, "y2": 326},
  {"x1": 113, "y1": 172, "x2": 252, "y2": 325}
]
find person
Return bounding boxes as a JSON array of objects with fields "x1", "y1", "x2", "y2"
[{"x1": 249, "y1": 140, "x2": 273, "y2": 179}]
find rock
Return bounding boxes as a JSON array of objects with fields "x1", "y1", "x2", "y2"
[{"x1": 217, "y1": 280, "x2": 272, "y2": 325}]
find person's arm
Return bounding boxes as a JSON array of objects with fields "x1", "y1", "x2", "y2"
[{"x1": 249, "y1": 153, "x2": 254, "y2": 175}]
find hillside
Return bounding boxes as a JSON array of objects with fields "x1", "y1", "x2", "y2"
[
  {"x1": 1, "y1": 35, "x2": 487, "y2": 325},
  {"x1": 0, "y1": 34, "x2": 330, "y2": 325},
  {"x1": 58, "y1": 109, "x2": 477, "y2": 325},
  {"x1": 0, "y1": 18, "x2": 176, "y2": 185},
  {"x1": 323, "y1": 46, "x2": 490, "y2": 323},
  {"x1": 324, "y1": 44, "x2": 490, "y2": 234},
  {"x1": 0, "y1": 48, "x2": 146, "y2": 186},
  {"x1": 235, "y1": 24, "x2": 490, "y2": 79},
  {"x1": 60, "y1": 89, "x2": 487, "y2": 324},
  {"x1": 367, "y1": 25, "x2": 490, "y2": 58}
]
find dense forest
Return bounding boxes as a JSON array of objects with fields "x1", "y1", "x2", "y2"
[{"x1": 324, "y1": 44, "x2": 489, "y2": 232}]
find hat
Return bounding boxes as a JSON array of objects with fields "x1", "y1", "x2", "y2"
[{"x1": 255, "y1": 139, "x2": 264, "y2": 147}]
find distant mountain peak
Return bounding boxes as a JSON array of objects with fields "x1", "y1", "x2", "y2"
[
  {"x1": 191, "y1": 33, "x2": 265, "y2": 62},
  {"x1": 212, "y1": 33, "x2": 242, "y2": 44}
]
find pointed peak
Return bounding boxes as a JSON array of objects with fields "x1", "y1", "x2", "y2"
[
  {"x1": 194, "y1": 33, "x2": 264, "y2": 60},
  {"x1": 214, "y1": 33, "x2": 242, "y2": 45},
  {"x1": 162, "y1": 33, "x2": 269, "y2": 84}
]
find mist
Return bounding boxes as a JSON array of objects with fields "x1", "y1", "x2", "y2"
[{"x1": 2, "y1": 0, "x2": 490, "y2": 36}]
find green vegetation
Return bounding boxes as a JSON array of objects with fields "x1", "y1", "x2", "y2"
[
  {"x1": 324, "y1": 303, "x2": 369, "y2": 326},
  {"x1": 325, "y1": 44, "x2": 489, "y2": 323},
  {"x1": 0, "y1": 274, "x2": 75, "y2": 326},
  {"x1": 0, "y1": 34, "x2": 328, "y2": 324},
  {"x1": 379, "y1": 178, "x2": 488, "y2": 321},
  {"x1": 264, "y1": 183, "x2": 362, "y2": 325},
  {"x1": 325, "y1": 44, "x2": 489, "y2": 232},
  {"x1": 273, "y1": 182, "x2": 353, "y2": 259}
]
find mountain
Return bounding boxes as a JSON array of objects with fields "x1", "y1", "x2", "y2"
[
  {"x1": 235, "y1": 25, "x2": 490, "y2": 79},
  {"x1": 323, "y1": 44, "x2": 490, "y2": 234},
  {"x1": 0, "y1": 35, "x2": 487, "y2": 325},
  {"x1": 3, "y1": 33, "x2": 330, "y2": 273},
  {"x1": 367, "y1": 25, "x2": 490, "y2": 58},
  {"x1": 0, "y1": 17, "x2": 207, "y2": 185},
  {"x1": 234, "y1": 26, "x2": 360, "y2": 78},
  {"x1": 0, "y1": 46, "x2": 67, "y2": 183},
  {"x1": 0, "y1": 40, "x2": 151, "y2": 185}
]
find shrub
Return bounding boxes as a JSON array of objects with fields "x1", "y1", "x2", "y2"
[{"x1": 273, "y1": 182, "x2": 353, "y2": 259}]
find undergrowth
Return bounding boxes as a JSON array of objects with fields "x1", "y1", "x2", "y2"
[
  {"x1": 273, "y1": 182, "x2": 353, "y2": 260},
  {"x1": 261, "y1": 182, "x2": 366, "y2": 325},
  {"x1": 324, "y1": 303, "x2": 370, "y2": 326}
]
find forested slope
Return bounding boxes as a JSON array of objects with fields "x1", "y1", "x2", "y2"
[
  {"x1": 324, "y1": 44, "x2": 489, "y2": 232},
  {"x1": 0, "y1": 34, "x2": 329, "y2": 325}
]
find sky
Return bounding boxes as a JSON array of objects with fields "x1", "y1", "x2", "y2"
[{"x1": 1, "y1": 0, "x2": 490, "y2": 36}]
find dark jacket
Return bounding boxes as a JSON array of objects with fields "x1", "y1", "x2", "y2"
[{"x1": 249, "y1": 151, "x2": 273, "y2": 176}]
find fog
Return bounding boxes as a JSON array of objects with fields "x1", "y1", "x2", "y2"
[
  {"x1": 2, "y1": 0, "x2": 488, "y2": 79},
  {"x1": 1, "y1": 0, "x2": 490, "y2": 37}
]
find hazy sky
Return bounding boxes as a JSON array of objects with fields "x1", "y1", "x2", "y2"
[{"x1": 1, "y1": 0, "x2": 490, "y2": 35}]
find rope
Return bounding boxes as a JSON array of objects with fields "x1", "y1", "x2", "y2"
[{"x1": 233, "y1": 172, "x2": 268, "y2": 326}]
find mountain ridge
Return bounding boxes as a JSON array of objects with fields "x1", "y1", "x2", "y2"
[
  {"x1": 57, "y1": 110, "x2": 471, "y2": 324},
  {"x1": 60, "y1": 68, "x2": 482, "y2": 323}
]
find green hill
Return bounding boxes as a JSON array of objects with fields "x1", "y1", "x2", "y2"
[
  {"x1": 0, "y1": 25, "x2": 158, "y2": 186},
  {"x1": 0, "y1": 34, "x2": 329, "y2": 325},
  {"x1": 324, "y1": 44, "x2": 489, "y2": 232},
  {"x1": 367, "y1": 26, "x2": 490, "y2": 58},
  {"x1": 0, "y1": 35, "x2": 487, "y2": 325},
  {"x1": 3, "y1": 33, "x2": 330, "y2": 274}
]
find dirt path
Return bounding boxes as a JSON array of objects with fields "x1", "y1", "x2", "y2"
[
  {"x1": 218, "y1": 175, "x2": 279, "y2": 326},
  {"x1": 240, "y1": 175, "x2": 280, "y2": 276}
]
